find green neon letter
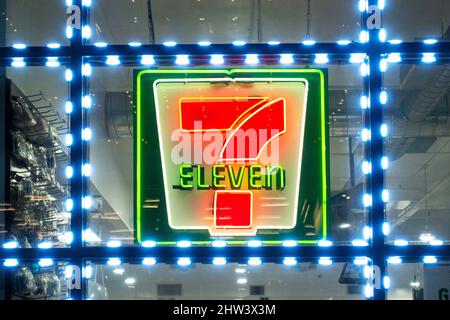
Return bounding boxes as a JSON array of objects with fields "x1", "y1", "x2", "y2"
[
  {"x1": 249, "y1": 165, "x2": 262, "y2": 189},
  {"x1": 212, "y1": 164, "x2": 226, "y2": 189},
  {"x1": 179, "y1": 164, "x2": 194, "y2": 189},
  {"x1": 266, "y1": 165, "x2": 285, "y2": 190},
  {"x1": 196, "y1": 165, "x2": 211, "y2": 190},
  {"x1": 228, "y1": 165, "x2": 245, "y2": 189}
]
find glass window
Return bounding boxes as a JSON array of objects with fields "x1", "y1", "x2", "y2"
[
  {"x1": 384, "y1": 0, "x2": 450, "y2": 42},
  {"x1": 384, "y1": 61, "x2": 450, "y2": 244},
  {"x1": 85, "y1": 261, "x2": 368, "y2": 300},
  {"x1": 89, "y1": 0, "x2": 361, "y2": 45},
  {"x1": 2, "y1": 0, "x2": 68, "y2": 47},
  {"x1": 1, "y1": 65, "x2": 71, "y2": 248}
]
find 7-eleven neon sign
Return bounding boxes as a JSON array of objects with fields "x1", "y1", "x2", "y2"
[{"x1": 152, "y1": 77, "x2": 309, "y2": 236}]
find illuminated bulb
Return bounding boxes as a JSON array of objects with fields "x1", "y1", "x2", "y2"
[
  {"x1": 13, "y1": 43, "x2": 26, "y2": 49},
  {"x1": 387, "y1": 52, "x2": 402, "y2": 63},
  {"x1": 3, "y1": 241, "x2": 19, "y2": 249},
  {"x1": 210, "y1": 54, "x2": 224, "y2": 65},
  {"x1": 38, "y1": 259, "x2": 53, "y2": 267},
  {"x1": 352, "y1": 239, "x2": 369, "y2": 247},
  {"x1": 394, "y1": 239, "x2": 408, "y2": 246},
  {"x1": 106, "y1": 55, "x2": 121, "y2": 65},
  {"x1": 232, "y1": 40, "x2": 246, "y2": 46},
  {"x1": 177, "y1": 258, "x2": 191, "y2": 266},
  {"x1": 388, "y1": 39, "x2": 402, "y2": 45},
  {"x1": 128, "y1": 42, "x2": 142, "y2": 47},
  {"x1": 65, "y1": 26, "x2": 73, "y2": 39},
  {"x1": 282, "y1": 240, "x2": 297, "y2": 247},
  {"x1": 237, "y1": 278, "x2": 248, "y2": 285},
  {"x1": 362, "y1": 161, "x2": 372, "y2": 175},
  {"x1": 82, "y1": 95, "x2": 92, "y2": 108},
  {"x1": 245, "y1": 54, "x2": 259, "y2": 65},
  {"x1": 141, "y1": 55, "x2": 155, "y2": 65},
  {"x1": 337, "y1": 40, "x2": 351, "y2": 45},
  {"x1": 65, "y1": 166, "x2": 74, "y2": 179},
  {"x1": 302, "y1": 40, "x2": 316, "y2": 46},
  {"x1": 423, "y1": 39, "x2": 438, "y2": 45},
  {"x1": 63, "y1": 232, "x2": 73, "y2": 244},
  {"x1": 212, "y1": 240, "x2": 227, "y2": 248},
  {"x1": 318, "y1": 240, "x2": 333, "y2": 247},
  {"x1": 175, "y1": 55, "x2": 190, "y2": 65},
  {"x1": 379, "y1": 28, "x2": 387, "y2": 42},
  {"x1": 82, "y1": 63, "x2": 92, "y2": 76},
  {"x1": 360, "y1": 62, "x2": 370, "y2": 76},
  {"x1": 430, "y1": 239, "x2": 443, "y2": 246},
  {"x1": 380, "y1": 124, "x2": 388, "y2": 137},
  {"x1": 378, "y1": 0, "x2": 385, "y2": 9},
  {"x1": 314, "y1": 54, "x2": 329, "y2": 64},
  {"x1": 107, "y1": 258, "x2": 122, "y2": 266},
  {"x1": 354, "y1": 257, "x2": 369, "y2": 265},
  {"x1": 65, "y1": 101, "x2": 73, "y2": 114},
  {"x1": 382, "y1": 189, "x2": 389, "y2": 202},
  {"x1": 363, "y1": 194, "x2": 372, "y2": 207},
  {"x1": 359, "y1": 30, "x2": 369, "y2": 43},
  {"x1": 197, "y1": 41, "x2": 211, "y2": 46},
  {"x1": 107, "y1": 240, "x2": 122, "y2": 248},
  {"x1": 47, "y1": 43, "x2": 61, "y2": 49},
  {"x1": 248, "y1": 257, "x2": 262, "y2": 266},
  {"x1": 141, "y1": 240, "x2": 156, "y2": 248},
  {"x1": 279, "y1": 54, "x2": 294, "y2": 65},
  {"x1": 142, "y1": 258, "x2": 156, "y2": 266},
  {"x1": 379, "y1": 59, "x2": 388, "y2": 72},
  {"x1": 46, "y1": 57, "x2": 60, "y2": 68},
  {"x1": 318, "y1": 257, "x2": 332, "y2": 266},
  {"x1": 365, "y1": 284, "x2": 374, "y2": 298},
  {"x1": 381, "y1": 156, "x2": 389, "y2": 170},
  {"x1": 65, "y1": 198, "x2": 74, "y2": 212},
  {"x1": 82, "y1": 26, "x2": 91, "y2": 39},
  {"x1": 3, "y1": 259, "x2": 19, "y2": 267},
  {"x1": 177, "y1": 240, "x2": 191, "y2": 248},
  {"x1": 267, "y1": 41, "x2": 280, "y2": 45},
  {"x1": 247, "y1": 240, "x2": 262, "y2": 247},
  {"x1": 380, "y1": 90, "x2": 388, "y2": 104},
  {"x1": 163, "y1": 41, "x2": 177, "y2": 47},
  {"x1": 82, "y1": 196, "x2": 93, "y2": 209},
  {"x1": 410, "y1": 281, "x2": 420, "y2": 288},
  {"x1": 65, "y1": 133, "x2": 73, "y2": 146},
  {"x1": 422, "y1": 53, "x2": 436, "y2": 63},
  {"x1": 82, "y1": 128, "x2": 92, "y2": 141},
  {"x1": 423, "y1": 256, "x2": 437, "y2": 264},
  {"x1": 363, "y1": 226, "x2": 372, "y2": 240},
  {"x1": 11, "y1": 57, "x2": 26, "y2": 68},
  {"x1": 360, "y1": 95, "x2": 369, "y2": 109},
  {"x1": 212, "y1": 257, "x2": 227, "y2": 265},
  {"x1": 387, "y1": 256, "x2": 402, "y2": 264},
  {"x1": 283, "y1": 258, "x2": 297, "y2": 266},
  {"x1": 349, "y1": 53, "x2": 365, "y2": 64},
  {"x1": 38, "y1": 242, "x2": 53, "y2": 250},
  {"x1": 94, "y1": 42, "x2": 108, "y2": 47},
  {"x1": 65, "y1": 69, "x2": 73, "y2": 82},
  {"x1": 339, "y1": 223, "x2": 351, "y2": 229},
  {"x1": 359, "y1": 0, "x2": 367, "y2": 12},
  {"x1": 82, "y1": 163, "x2": 92, "y2": 177},
  {"x1": 361, "y1": 128, "x2": 371, "y2": 142},
  {"x1": 235, "y1": 268, "x2": 246, "y2": 274},
  {"x1": 124, "y1": 277, "x2": 136, "y2": 285},
  {"x1": 382, "y1": 222, "x2": 390, "y2": 235}
]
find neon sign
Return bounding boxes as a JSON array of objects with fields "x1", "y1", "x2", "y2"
[{"x1": 135, "y1": 69, "x2": 329, "y2": 245}]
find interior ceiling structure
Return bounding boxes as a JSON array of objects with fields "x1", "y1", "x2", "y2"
[{"x1": 3, "y1": 0, "x2": 450, "y2": 244}]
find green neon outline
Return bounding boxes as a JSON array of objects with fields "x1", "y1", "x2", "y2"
[{"x1": 136, "y1": 68, "x2": 328, "y2": 245}]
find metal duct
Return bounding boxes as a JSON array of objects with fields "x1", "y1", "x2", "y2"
[{"x1": 402, "y1": 64, "x2": 450, "y2": 122}]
